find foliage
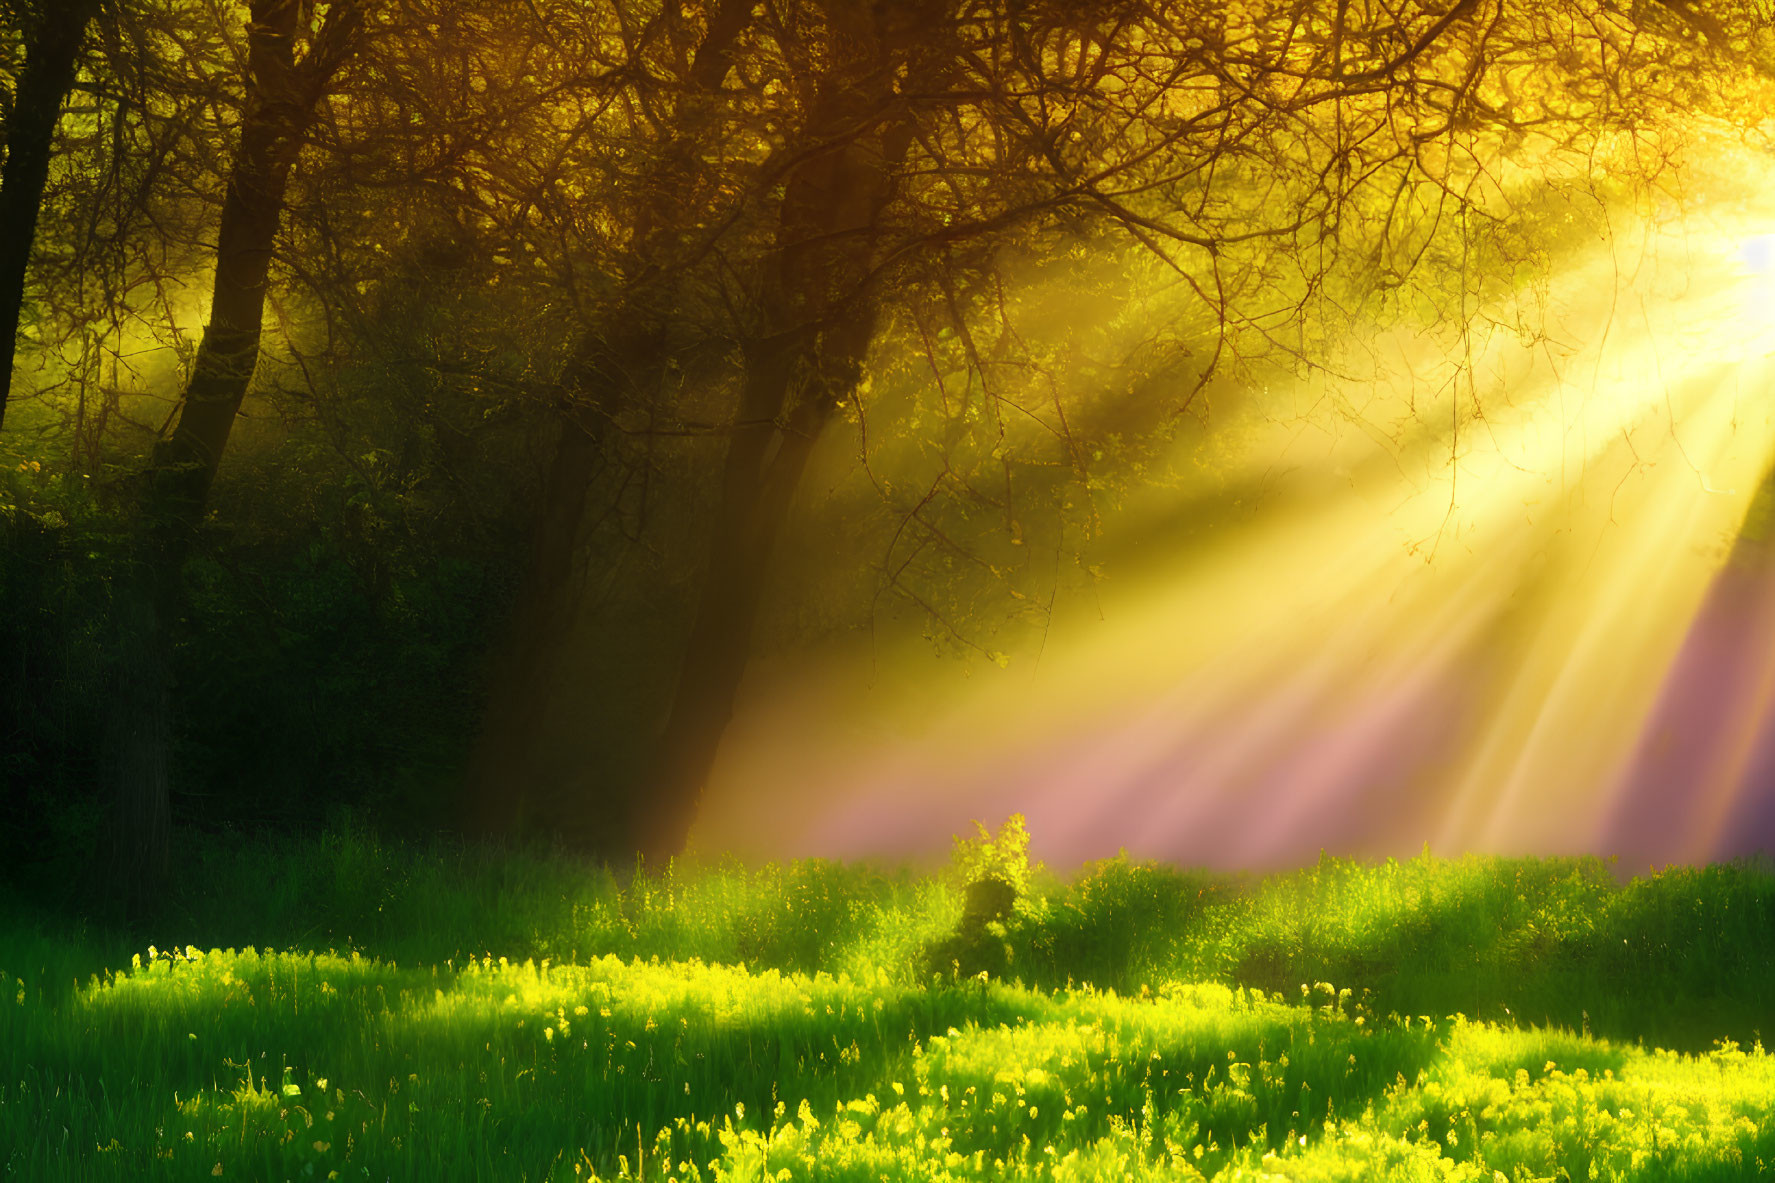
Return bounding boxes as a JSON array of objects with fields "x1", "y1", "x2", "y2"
[
  {"x1": 3, "y1": 832, "x2": 1773, "y2": 1179},
  {"x1": 945, "y1": 814, "x2": 1043, "y2": 911},
  {"x1": 924, "y1": 814, "x2": 1050, "y2": 981},
  {"x1": 0, "y1": 460, "x2": 130, "y2": 883},
  {"x1": 0, "y1": 0, "x2": 1769, "y2": 862},
  {"x1": 0, "y1": 432, "x2": 510, "y2": 897}
]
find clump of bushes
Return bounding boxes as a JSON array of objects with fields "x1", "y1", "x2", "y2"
[{"x1": 924, "y1": 815, "x2": 1048, "y2": 980}]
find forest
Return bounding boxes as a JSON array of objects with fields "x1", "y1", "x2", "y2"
[{"x1": 4, "y1": 0, "x2": 1775, "y2": 1179}]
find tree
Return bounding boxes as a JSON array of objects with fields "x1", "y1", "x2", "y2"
[
  {"x1": 573, "y1": 0, "x2": 1774, "y2": 857},
  {"x1": 108, "y1": 0, "x2": 369, "y2": 907},
  {"x1": 12, "y1": 0, "x2": 1751, "y2": 874},
  {"x1": 635, "y1": 0, "x2": 919, "y2": 855},
  {"x1": 0, "y1": 0, "x2": 103, "y2": 427},
  {"x1": 464, "y1": 0, "x2": 761, "y2": 839}
]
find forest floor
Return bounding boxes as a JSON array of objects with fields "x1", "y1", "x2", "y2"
[{"x1": 2, "y1": 828, "x2": 1773, "y2": 1181}]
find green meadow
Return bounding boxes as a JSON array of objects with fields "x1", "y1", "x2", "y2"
[{"x1": 3, "y1": 822, "x2": 1773, "y2": 1182}]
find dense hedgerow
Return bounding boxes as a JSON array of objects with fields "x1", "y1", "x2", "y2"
[{"x1": 1, "y1": 823, "x2": 1771, "y2": 1180}]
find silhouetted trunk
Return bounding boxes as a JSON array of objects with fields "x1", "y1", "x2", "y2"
[
  {"x1": 0, "y1": 0, "x2": 101, "y2": 427},
  {"x1": 107, "y1": 0, "x2": 364, "y2": 910},
  {"x1": 636, "y1": 24, "x2": 906, "y2": 856},
  {"x1": 637, "y1": 311, "x2": 876, "y2": 856},
  {"x1": 466, "y1": 0, "x2": 756, "y2": 836},
  {"x1": 105, "y1": 569, "x2": 174, "y2": 908},
  {"x1": 464, "y1": 327, "x2": 651, "y2": 835}
]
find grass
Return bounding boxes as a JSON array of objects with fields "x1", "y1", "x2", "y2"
[{"x1": 2, "y1": 821, "x2": 1772, "y2": 1181}]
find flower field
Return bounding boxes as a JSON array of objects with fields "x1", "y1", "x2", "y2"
[{"x1": 3, "y1": 826, "x2": 1772, "y2": 1181}]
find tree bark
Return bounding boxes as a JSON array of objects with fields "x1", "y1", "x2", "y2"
[
  {"x1": 107, "y1": 0, "x2": 365, "y2": 911},
  {"x1": 464, "y1": 325, "x2": 653, "y2": 835},
  {"x1": 465, "y1": 0, "x2": 757, "y2": 838},
  {"x1": 105, "y1": 563, "x2": 174, "y2": 910},
  {"x1": 0, "y1": 0, "x2": 102, "y2": 428},
  {"x1": 635, "y1": 314, "x2": 873, "y2": 857},
  {"x1": 635, "y1": 16, "x2": 907, "y2": 856}
]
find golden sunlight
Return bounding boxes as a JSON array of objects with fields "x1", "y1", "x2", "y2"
[{"x1": 697, "y1": 192, "x2": 1775, "y2": 872}]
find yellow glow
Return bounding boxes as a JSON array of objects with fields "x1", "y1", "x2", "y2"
[{"x1": 694, "y1": 181, "x2": 1775, "y2": 869}]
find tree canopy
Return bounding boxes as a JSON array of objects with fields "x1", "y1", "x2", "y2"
[{"x1": 0, "y1": 0, "x2": 1770, "y2": 892}]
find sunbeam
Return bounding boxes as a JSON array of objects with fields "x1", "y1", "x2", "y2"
[{"x1": 698, "y1": 210, "x2": 1775, "y2": 870}]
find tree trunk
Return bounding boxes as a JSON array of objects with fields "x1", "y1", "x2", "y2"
[
  {"x1": 0, "y1": 0, "x2": 102, "y2": 427},
  {"x1": 107, "y1": 0, "x2": 363, "y2": 910},
  {"x1": 464, "y1": 0, "x2": 758, "y2": 838},
  {"x1": 464, "y1": 327, "x2": 651, "y2": 834},
  {"x1": 105, "y1": 563, "x2": 174, "y2": 915},
  {"x1": 635, "y1": 45, "x2": 906, "y2": 856},
  {"x1": 634, "y1": 324, "x2": 867, "y2": 857}
]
